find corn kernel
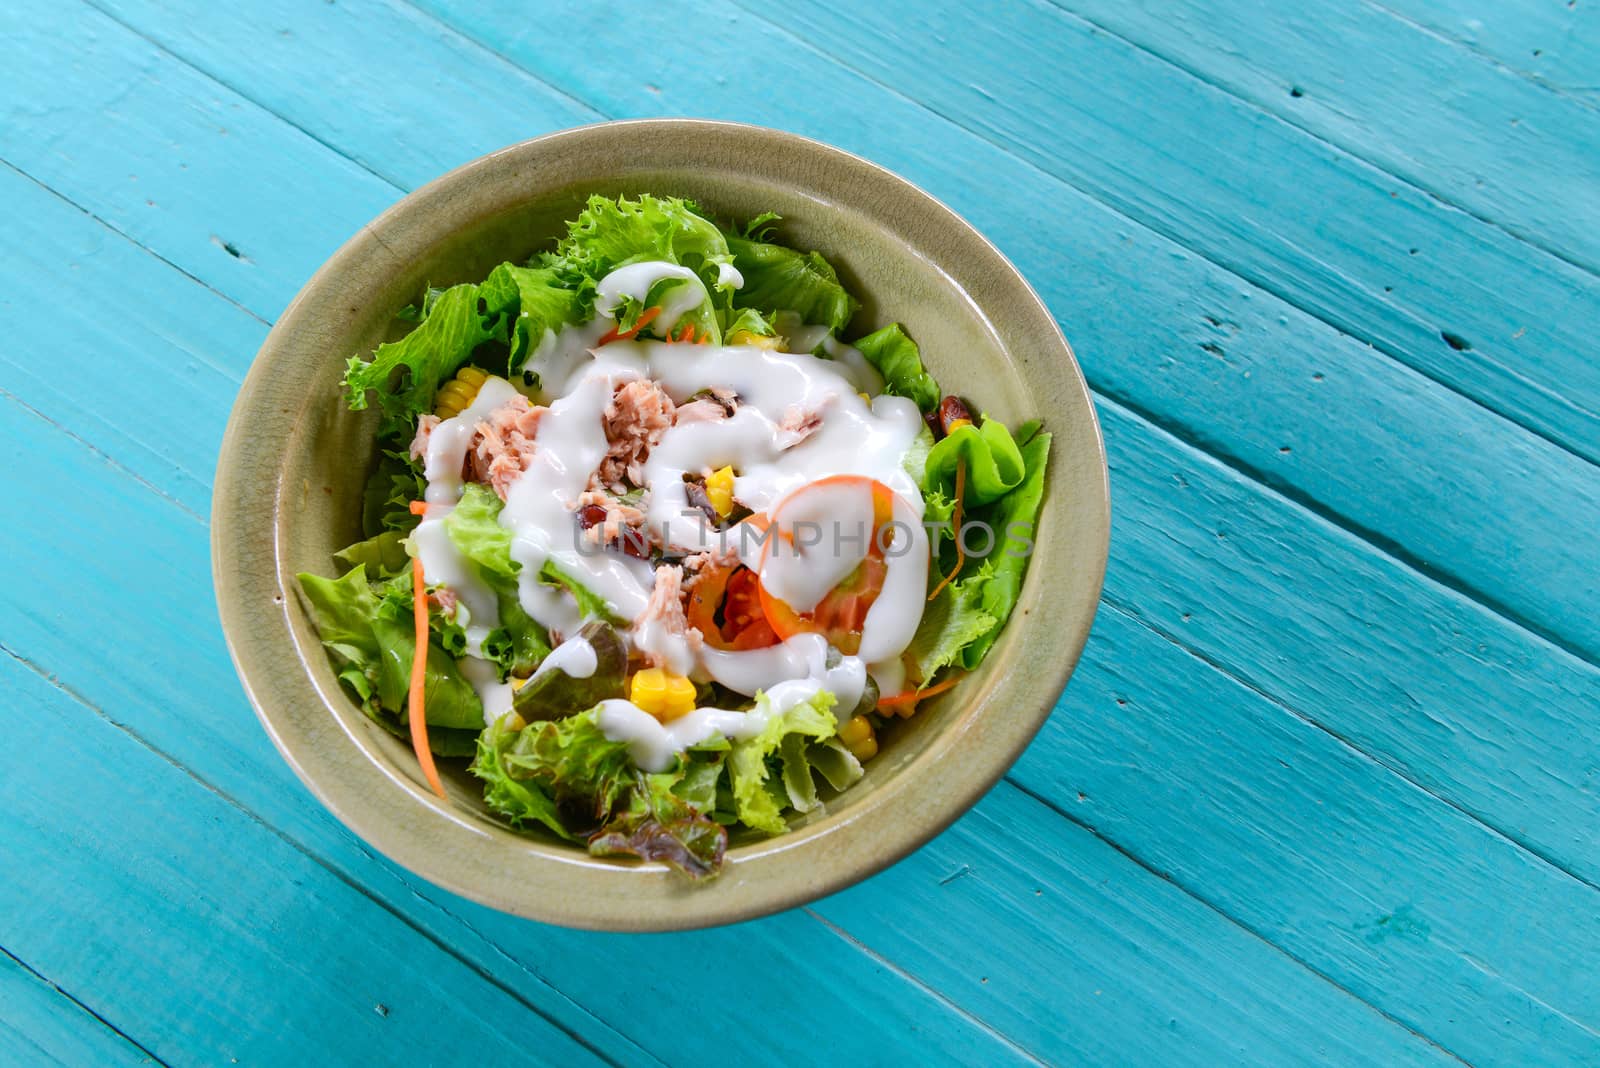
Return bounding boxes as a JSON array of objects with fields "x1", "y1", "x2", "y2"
[
  {"x1": 728, "y1": 329, "x2": 782, "y2": 349},
  {"x1": 839, "y1": 715, "x2": 872, "y2": 745},
  {"x1": 946, "y1": 417, "x2": 974, "y2": 433},
  {"x1": 705, "y1": 465, "x2": 736, "y2": 518},
  {"x1": 435, "y1": 366, "x2": 488, "y2": 418},
  {"x1": 629, "y1": 667, "x2": 698, "y2": 721},
  {"x1": 839, "y1": 715, "x2": 878, "y2": 762}
]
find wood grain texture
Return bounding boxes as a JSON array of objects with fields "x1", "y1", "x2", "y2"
[
  {"x1": 0, "y1": 383, "x2": 1447, "y2": 1065},
  {"x1": 1043, "y1": 0, "x2": 1600, "y2": 273},
  {"x1": 3, "y1": 125, "x2": 1590, "y2": 1062},
  {"x1": 16, "y1": 0, "x2": 1594, "y2": 898},
  {"x1": 1371, "y1": 0, "x2": 1600, "y2": 103},
  {"x1": 3, "y1": 0, "x2": 1597, "y2": 1061},
  {"x1": 716, "y1": 0, "x2": 1600, "y2": 468},
  {"x1": 0, "y1": 950, "x2": 156, "y2": 1067},
  {"x1": 400, "y1": 0, "x2": 1600, "y2": 660}
]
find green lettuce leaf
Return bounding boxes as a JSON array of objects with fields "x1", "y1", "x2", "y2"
[
  {"x1": 443, "y1": 483, "x2": 519, "y2": 582},
  {"x1": 726, "y1": 233, "x2": 858, "y2": 334},
  {"x1": 852, "y1": 323, "x2": 939, "y2": 413},
  {"x1": 727, "y1": 690, "x2": 840, "y2": 835},
  {"x1": 549, "y1": 194, "x2": 735, "y2": 284},
  {"x1": 908, "y1": 564, "x2": 999, "y2": 681},
  {"x1": 473, "y1": 708, "x2": 633, "y2": 839},
  {"x1": 342, "y1": 282, "x2": 513, "y2": 435},
  {"x1": 441, "y1": 484, "x2": 556, "y2": 676},
  {"x1": 960, "y1": 429, "x2": 1050, "y2": 668},
  {"x1": 723, "y1": 306, "x2": 778, "y2": 340},
  {"x1": 474, "y1": 708, "x2": 726, "y2": 878},
  {"x1": 539, "y1": 560, "x2": 626, "y2": 624},
  {"x1": 923, "y1": 416, "x2": 1027, "y2": 508},
  {"x1": 334, "y1": 529, "x2": 410, "y2": 577},
  {"x1": 479, "y1": 263, "x2": 586, "y2": 376},
  {"x1": 296, "y1": 565, "x2": 484, "y2": 748},
  {"x1": 360, "y1": 447, "x2": 426, "y2": 536}
]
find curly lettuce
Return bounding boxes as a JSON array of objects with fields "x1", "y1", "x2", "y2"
[
  {"x1": 727, "y1": 690, "x2": 841, "y2": 834},
  {"x1": 726, "y1": 231, "x2": 857, "y2": 334},
  {"x1": 343, "y1": 282, "x2": 514, "y2": 436},
  {"x1": 474, "y1": 709, "x2": 726, "y2": 878}
]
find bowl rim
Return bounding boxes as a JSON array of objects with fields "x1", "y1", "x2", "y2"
[{"x1": 212, "y1": 118, "x2": 1110, "y2": 930}]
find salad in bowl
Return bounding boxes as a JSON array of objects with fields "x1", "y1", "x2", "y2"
[{"x1": 298, "y1": 194, "x2": 1049, "y2": 880}]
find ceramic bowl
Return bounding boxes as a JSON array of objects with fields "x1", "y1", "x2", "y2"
[{"x1": 212, "y1": 119, "x2": 1109, "y2": 930}]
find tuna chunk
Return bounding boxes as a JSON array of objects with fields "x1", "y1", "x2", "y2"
[
  {"x1": 776, "y1": 404, "x2": 823, "y2": 448},
  {"x1": 408, "y1": 413, "x2": 441, "y2": 462},
  {"x1": 599, "y1": 379, "x2": 676, "y2": 490},
  {"x1": 633, "y1": 564, "x2": 702, "y2": 674},
  {"x1": 467, "y1": 398, "x2": 543, "y2": 498},
  {"x1": 673, "y1": 386, "x2": 740, "y2": 426},
  {"x1": 576, "y1": 486, "x2": 650, "y2": 555}
]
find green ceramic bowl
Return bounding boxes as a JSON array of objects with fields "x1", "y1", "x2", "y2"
[{"x1": 213, "y1": 120, "x2": 1109, "y2": 930}]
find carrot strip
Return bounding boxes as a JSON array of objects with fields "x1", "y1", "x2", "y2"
[
  {"x1": 877, "y1": 673, "x2": 964, "y2": 713},
  {"x1": 926, "y1": 460, "x2": 968, "y2": 602},
  {"x1": 409, "y1": 554, "x2": 447, "y2": 799},
  {"x1": 409, "y1": 499, "x2": 428, "y2": 516},
  {"x1": 598, "y1": 305, "x2": 662, "y2": 345},
  {"x1": 679, "y1": 323, "x2": 696, "y2": 343}
]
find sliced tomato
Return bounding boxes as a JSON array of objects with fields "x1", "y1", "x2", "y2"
[
  {"x1": 756, "y1": 476, "x2": 898, "y2": 657},
  {"x1": 686, "y1": 560, "x2": 779, "y2": 651}
]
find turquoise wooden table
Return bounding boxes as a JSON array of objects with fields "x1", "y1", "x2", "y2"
[{"x1": 4, "y1": 0, "x2": 1597, "y2": 1063}]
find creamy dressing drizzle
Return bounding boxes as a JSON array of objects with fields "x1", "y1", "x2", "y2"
[
  {"x1": 595, "y1": 634, "x2": 863, "y2": 771},
  {"x1": 414, "y1": 260, "x2": 928, "y2": 763}
]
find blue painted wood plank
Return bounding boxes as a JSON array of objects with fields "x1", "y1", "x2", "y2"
[
  {"x1": 0, "y1": 403, "x2": 1034, "y2": 1063},
  {"x1": 0, "y1": 391, "x2": 1451, "y2": 1065},
  {"x1": 4, "y1": 166, "x2": 1594, "y2": 1061},
  {"x1": 1372, "y1": 0, "x2": 1600, "y2": 103},
  {"x1": 1037, "y1": 0, "x2": 1600, "y2": 273},
  {"x1": 3, "y1": 0, "x2": 1587, "y2": 1061},
  {"x1": 399, "y1": 0, "x2": 1600, "y2": 663},
  {"x1": 1018, "y1": 590, "x2": 1600, "y2": 1064},
  {"x1": 0, "y1": 950, "x2": 154, "y2": 1067},
  {"x1": 365, "y1": 0, "x2": 1600, "y2": 873},
  {"x1": 9, "y1": 0, "x2": 1600, "y2": 959},
  {"x1": 0, "y1": 670, "x2": 611, "y2": 1065},
  {"x1": 419, "y1": 0, "x2": 1600, "y2": 471},
  {"x1": 30, "y1": 0, "x2": 1600, "y2": 683}
]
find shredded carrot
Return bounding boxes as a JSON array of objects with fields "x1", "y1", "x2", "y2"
[
  {"x1": 678, "y1": 323, "x2": 696, "y2": 343},
  {"x1": 926, "y1": 459, "x2": 968, "y2": 602},
  {"x1": 598, "y1": 305, "x2": 662, "y2": 345},
  {"x1": 409, "y1": 499, "x2": 428, "y2": 516},
  {"x1": 408, "y1": 553, "x2": 447, "y2": 799},
  {"x1": 877, "y1": 673, "x2": 964, "y2": 713}
]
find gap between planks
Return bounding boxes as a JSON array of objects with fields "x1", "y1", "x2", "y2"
[
  {"x1": 57, "y1": 0, "x2": 1600, "y2": 671},
  {"x1": 83, "y1": 0, "x2": 1600, "y2": 481},
  {"x1": 1036, "y1": 0, "x2": 1600, "y2": 278},
  {"x1": 0, "y1": 944, "x2": 172, "y2": 1068},
  {"x1": 0, "y1": 637, "x2": 639, "y2": 1068},
  {"x1": 5, "y1": 146, "x2": 1597, "y2": 895},
  {"x1": 1, "y1": 356, "x2": 1593, "y2": 1061}
]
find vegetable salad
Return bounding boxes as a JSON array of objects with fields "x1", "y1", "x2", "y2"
[{"x1": 299, "y1": 195, "x2": 1049, "y2": 879}]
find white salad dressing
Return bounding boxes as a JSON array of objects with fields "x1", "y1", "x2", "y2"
[
  {"x1": 415, "y1": 259, "x2": 935, "y2": 766},
  {"x1": 468, "y1": 633, "x2": 598, "y2": 726},
  {"x1": 412, "y1": 375, "x2": 523, "y2": 653},
  {"x1": 595, "y1": 261, "x2": 709, "y2": 331},
  {"x1": 595, "y1": 636, "x2": 863, "y2": 772}
]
